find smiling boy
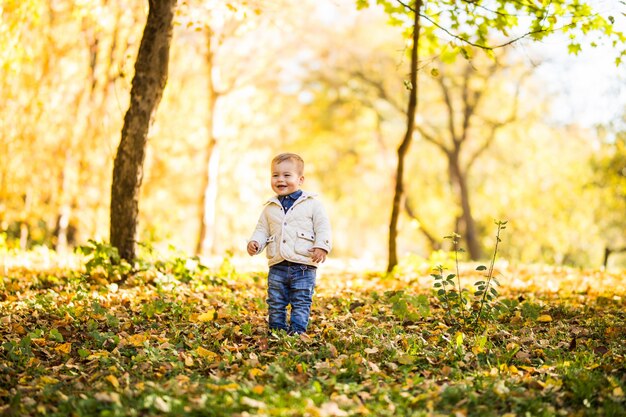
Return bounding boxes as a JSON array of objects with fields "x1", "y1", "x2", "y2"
[{"x1": 247, "y1": 153, "x2": 332, "y2": 334}]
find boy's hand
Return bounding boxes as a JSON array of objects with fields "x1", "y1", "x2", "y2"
[
  {"x1": 247, "y1": 241, "x2": 259, "y2": 256},
  {"x1": 309, "y1": 248, "x2": 328, "y2": 263}
]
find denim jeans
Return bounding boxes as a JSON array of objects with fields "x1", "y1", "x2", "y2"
[{"x1": 267, "y1": 262, "x2": 317, "y2": 334}]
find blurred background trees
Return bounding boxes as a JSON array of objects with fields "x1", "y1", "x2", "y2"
[{"x1": 1, "y1": 0, "x2": 625, "y2": 268}]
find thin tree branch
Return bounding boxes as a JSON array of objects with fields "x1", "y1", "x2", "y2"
[
  {"x1": 404, "y1": 196, "x2": 441, "y2": 250},
  {"x1": 465, "y1": 67, "x2": 532, "y2": 171},
  {"x1": 396, "y1": 0, "x2": 415, "y2": 13},
  {"x1": 415, "y1": 124, "x2": 449, "y2": 154},
  {"x1": 437, "y1": 75, "x2": 459, "y2": 145},
  {"x1": 352, "y1": 70, "x2": 407, "y2": 114},
  {"x1": 419, "y1": 12, "x2": 576, "y2": 51}
]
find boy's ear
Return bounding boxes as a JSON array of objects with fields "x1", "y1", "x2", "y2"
[{"x1": 299, "y1": 175, "x2": 305, "y2": 184}]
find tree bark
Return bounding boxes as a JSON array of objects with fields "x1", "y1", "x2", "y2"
[
  {"x1": 448, "y1": 149, "x2": 481, "y2": 259},
  {"x1": 388, "y1": 0, "x2": 422, "y2": 272},
  {"x1": 110, "y1": 0, "x2": 177, "y2": 262},
  {"x1": 604, "y1": 246, "x2": 626, "y2": 268},
  {"x1": 195, "y1": 29, "x2": 221, "y2": 256}
]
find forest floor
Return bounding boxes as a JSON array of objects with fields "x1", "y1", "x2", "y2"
[{"x1": 1, "y1": 250, "x2": 625, "y2": 417}]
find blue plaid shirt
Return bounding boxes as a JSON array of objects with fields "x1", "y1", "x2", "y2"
[{"x1": 278, "y1": 190, "x2": 303, "y2": 212}]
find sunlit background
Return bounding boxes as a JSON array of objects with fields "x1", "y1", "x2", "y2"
[{"x1": 1, "y1": 0, "x2": 625, "y2": 269}]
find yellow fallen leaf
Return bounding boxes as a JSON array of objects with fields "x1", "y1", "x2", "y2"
[
  {"x1": 40, "y1": 376, "x2": 59, "y2": 385},
  {"x1": 197, "y1": 310, "x2": 216, "y2": 322},
  {"x1": 207, "y1": 382, "x2": 239, "y2": 391},
  {"x1": 31, "y1": 338, "x2": 47, "y2": 346},
  {"x1": 613, "y1": 386, "x2": 624, "y2": 398},
  {"x1": 248, "y1": 368, "x2": 264, "y2": 378},
  {"x1": 106, "y1": 374, "x2": 120, "y2": 390},
  {"x1": 537, "y1": 315, "x2": 552, "y2": 323},
  {"x1": 127, "y1": 334, "x2": 148, "y2": 347},
  {"x1": 55, "y1": 342, "x2": 72, "y2": 354},
  {"x1": 508, "y1": 365, "x2": 520, "y2": 375},
  {"x1": 396, "y1": 355, "x2": 415, "y2": 365},
  {"x1": 87, "y1": 350, "x2": 110, "y2": 360},
  {"x1": 196, "y1": 346, "x2": 218, "y2": 360},
  {"x1": 252, "y1": 385, "x2": 265, "y2": 395},
  {"x1": 184, "y1": 354, "x2": 194, "y2": 367}
]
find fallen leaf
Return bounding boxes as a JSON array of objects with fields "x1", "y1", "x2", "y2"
[
  {"x1": 127, "y1": 334, "x2": 148, "y2": 347},
  {"x1": 94, "y1": 392, "x2": 121, "y2": 404},
  {"x1": 196, "y1": 346, "x2": 218, "y2": 361},
  {"x1": 197, "y1": 310, "x2": 216, "y2": 322},
  {"x1": 396, "y1": 355, "x2": 415, "y2": 365},
  {"x1": 39, "y1": 376, "x2": 59, "y2": 385},
  {"x1": 106, "y1": 375, "x2": 120, "y2": 390},
  {"x1": 593, "y1": 346, "x2": 609, "y2": 356},
  {"x1": 537, "y1": 315, "x2": 552, "y2": 323},
  {"x1": 54, "y1": 342, "x2": 72, "y2": 354},
  {"x1": 241, "y1": 397, "x2": 266, "y2": 408}
]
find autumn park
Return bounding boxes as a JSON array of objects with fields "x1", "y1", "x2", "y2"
[{"x1": 2, "y1": 0, "x2": 626, "y2": 416}]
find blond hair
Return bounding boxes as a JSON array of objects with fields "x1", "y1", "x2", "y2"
[{"x1": 271, "y1": 153, "x2": 304, "y2": 175}]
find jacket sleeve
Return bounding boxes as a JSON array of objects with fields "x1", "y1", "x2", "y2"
[
  {"x1": 312, "y1": 200, "x2": 332, "y2": 253},
  {"x1": 249, "y1": 207, "x2": 270, "y2": 254}
]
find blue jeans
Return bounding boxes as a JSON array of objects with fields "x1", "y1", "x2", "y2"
[{"x1": 267, "y1": 262, "x2": 317, "y2": 334}]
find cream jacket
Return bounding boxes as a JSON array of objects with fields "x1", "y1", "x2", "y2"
[{"x1": 249, "y1": 191, "x2": 332, "y2": 267}]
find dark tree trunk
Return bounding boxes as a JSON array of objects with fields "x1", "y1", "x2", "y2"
[
  {"x1": 604, "y1": 246, "x2": 626, "y2": 268},
  {"x1": 110, "y1": 0, "x2": 177, "y2": 262},
  {"x1": 388, "y1": 0, "x2": 422, "y2": 272}
]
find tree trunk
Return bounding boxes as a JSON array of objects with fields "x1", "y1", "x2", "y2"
[
  {"x1": 388, "y1": 0, "x2": 422, "y2": 272},
  {"x1": 196, "y1": 138, "x2": 220, "y2": 255},
  {"x1": 195, "y1": 29, "x2": 221, "y2": 256},
  {"x1": 55, "y1": 155, "x2": 72, "y2": 253},
  {"x1": 604, "y1": 246, "x2": 626, "y2": 268},
  {"x1": 110, "y1": 0, "x2": 177, "y2": 262},
  {"x1": 449, "y1": 151, "x2": 481, "y2": 259}
]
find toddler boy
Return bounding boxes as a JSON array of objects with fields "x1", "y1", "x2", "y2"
[{"x1": 247, "y1": 153, "x2": 332, "y2": 334}]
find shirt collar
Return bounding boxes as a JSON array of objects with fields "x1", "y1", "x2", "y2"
[
  {"x1": 267, "y1": 190, "x2": 315, "y2": 206},
  {"x1": 278, "y1": 189, "x2": 303, "y2": 201}
]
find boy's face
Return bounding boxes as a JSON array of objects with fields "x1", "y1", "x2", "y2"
[{"x1": 271, "y1": 159, "x2": 304, "y2": 196}]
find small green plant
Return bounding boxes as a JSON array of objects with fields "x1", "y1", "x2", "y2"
[
  {"x1": 432, "y1": 233, "x2": 470, "y2": 324},
  {"x1": 473, "y1": 220, "x2": 508, "y2": 323},
  {"x1": 431, "y1": 220, "x2": 507, "y2": 327},
  {"x1": 76, "y1": 240, "x2": 132, "y2": 282}
]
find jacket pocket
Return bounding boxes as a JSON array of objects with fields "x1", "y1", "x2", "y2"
[
  {"x1": 266, "y1": 235, "x2": 276, "y2": 258},
  {"x1": 295, "y1": 230, "x2": 315, "y2": 257}
]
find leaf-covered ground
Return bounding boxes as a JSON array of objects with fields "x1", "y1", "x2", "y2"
[{"x1": 1, "y1": 256, "x2": 625, "y2": 417}]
